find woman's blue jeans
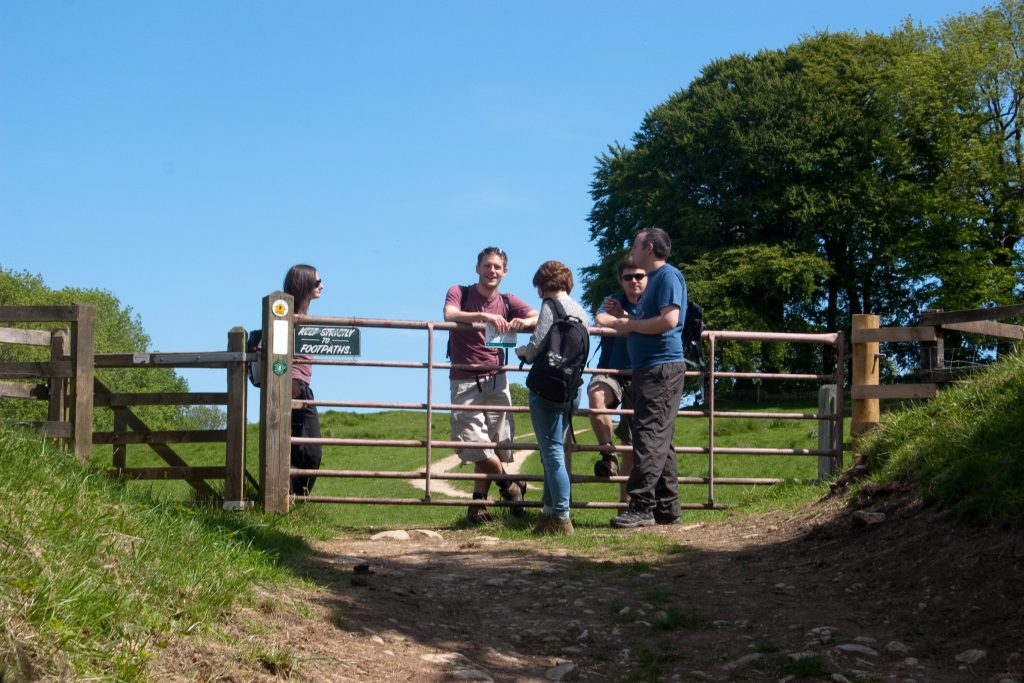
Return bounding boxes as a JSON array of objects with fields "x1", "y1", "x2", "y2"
[{"x1": 528, "y1": 391, "x2": 577, "y2": 518}]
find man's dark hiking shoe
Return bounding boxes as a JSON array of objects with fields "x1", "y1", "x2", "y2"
[
  {"x1": 466, "y1": 505, "x2": 495, "y2": 525},
  {"x1": 610, "y1": 508, "x2": 655, "y2": 529},
  {"x1": 499, "y1": 481, "x2": 527, "y2": 517},
  {"x1": 655, "y1": 514, "x2": 681, "y2": 526},
  {"x1": 594, "y1": 452, "x2": 619, "y2": 478}
]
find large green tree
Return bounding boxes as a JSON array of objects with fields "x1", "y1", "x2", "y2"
[
  {"x1": 585, "y1": 3, "x2": 1024, "y2": 374},
  {"x1": 893, "y1": 0, "x2": 1024, "y2": 311}
]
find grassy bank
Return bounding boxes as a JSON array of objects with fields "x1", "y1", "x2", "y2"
[
  {"x1": 5, "y1": 357, "x2": 1022, "y2": 680},
  {"x1": 860, "y1": 348, "x2": 1024, "y2": 523},
  {"x1": 0, "y1": 426, "x2": 299, "y2": 681}
]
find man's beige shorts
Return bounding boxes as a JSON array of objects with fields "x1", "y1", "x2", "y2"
[{"x1": 450, "y1": 374, "x2": 515, "y2": 463}]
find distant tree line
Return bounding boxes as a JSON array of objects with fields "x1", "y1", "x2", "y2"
[
  {"x1": 0, "y1": 266, "x2": 223, "y2": 431},
  {"x1": 583, "y1": 0, "x2": 1024, "y2": 379}
]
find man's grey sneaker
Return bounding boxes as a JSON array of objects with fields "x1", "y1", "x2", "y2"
[
  {"x1": 594, "y1": 453, "x2": 619, "y2": 478},
  {"x1": 654, "y1": 515, "x2": 681, "y2": 526},
  {"x1": 610, "y1": 508, "x2": 655, "y2": 528}
]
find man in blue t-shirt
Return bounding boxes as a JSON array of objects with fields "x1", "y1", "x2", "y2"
[
  {"x1": 589, "y1": 257, "x2": 647, "y2": 502},
  {"x1": 604, "y1": 227, "x2": 687, "y2": 528}
]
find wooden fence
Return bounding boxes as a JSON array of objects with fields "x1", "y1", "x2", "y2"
[
  {"x1": 851, "y1": 305, "x2": 1024, "y2": 435},
  {"x1": 0, "y1": 305, "x2": 94, "y2": 459},
  {"x1": 0, "y1": 305, "x2": 249, "y2": 508},
  {"x1": 92, "y1": 327, "x2": 249, "y2": 507}
]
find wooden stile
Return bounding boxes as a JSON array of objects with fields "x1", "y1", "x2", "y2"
[
  {"x1": 94, "y1": 392, "x2": 229, "y2": 407},
  {"x1": 0, "y1": 381, "x2": 44, "y2": 400},
  {"x1": 0, "y1": 306, "x2": 78, "y2": 323},
  {"x1": 0, "y1": 326, "x2": 53, "y2": 346},
  {"x1": 852, "y1": 384, "x2": 938, "y2": 400},
  {"x1": 941, "y1": 320, "x2": 1024, "y2": 340},
  {"x1": 0, "y1": 361, "x2": 73, "y2": 378}
]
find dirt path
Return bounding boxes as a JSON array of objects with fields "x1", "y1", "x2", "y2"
[
  {"x1": 407, "y1": 429, "x2": 590, "y2": 499},
  {"x1": 153, "y1": 496, "x2": 1024, "y2": 682}
]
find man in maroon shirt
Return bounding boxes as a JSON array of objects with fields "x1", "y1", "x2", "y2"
[{"x1": 444, "y1": 246, "x2": 538, "y2": 523}]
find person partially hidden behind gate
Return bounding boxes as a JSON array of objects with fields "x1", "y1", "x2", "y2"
[
  {"x1": 285, "y1": 264, "x2": 325, "y2": 496},
  {"x1": 444, "y1": 247, "x2": 538, "y2": 524},
  {"x1": 589, "y1": 257, "x2": 647, "y2": 503}
]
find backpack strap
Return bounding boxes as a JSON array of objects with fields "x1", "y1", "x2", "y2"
[
  {"x1": 453, "y1": 285, "x2": 514, "y2": 367},
  {"x1": 462, "y1": 285, "x2": 513, "y2": 321},
  {"x1": 544, "y1": 296, "x2": 568, "y2": 321}
]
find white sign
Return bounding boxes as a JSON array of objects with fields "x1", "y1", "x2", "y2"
[
  {"x1": 272, "y1": 320, "x2": 289, "y2": 355},
  {"x1": 484, "y1": 323, "x2": 517, "y2": 348}
]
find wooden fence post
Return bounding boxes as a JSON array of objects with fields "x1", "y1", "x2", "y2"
[
  {"x1": 224, "y1": 327, "x2": 248, "y2": 509},
  {"x1": 919, "y1": 308, "x2": 944, "y2": 381},
  {"x1": 851, "y1": 313, "x2": 880, "y2": 437},
  {"x1": 259, "y1": 292, "x2": 294, "y2": 514},
  {"x1": 48, "y1": 329, "x2": 70, "y2": 449},
  {"x1": 817, "y1": 384, "x2": 837, "y2": 480},
  {"x1": 70, "y1": 304, "x2": 95, "y2": 461}
]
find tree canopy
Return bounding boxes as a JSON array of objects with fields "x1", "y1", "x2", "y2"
[
  {"x1": 0, "y1": 266, "x2": 213, "y2": 430},
  {"x1": 584, "y1": 1, "x2": 1024, "y2": 374}
]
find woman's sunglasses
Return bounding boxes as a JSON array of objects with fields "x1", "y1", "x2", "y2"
[{"x1": 621, "y1": 273, "x2": 646, "y2": 282}]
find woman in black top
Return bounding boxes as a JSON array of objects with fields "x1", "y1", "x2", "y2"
[{"x1": 284, "y1": 264, "x2": 324, "y2": 496}]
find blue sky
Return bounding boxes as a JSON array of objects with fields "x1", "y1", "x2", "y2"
[{"x1": 1, "y1": 0, "x2": 988, "y2": 420}]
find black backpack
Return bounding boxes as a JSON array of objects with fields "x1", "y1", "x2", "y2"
[
  {"x1": 525, "y1": 298, "x2": 590, "y2": 404},
  {"x1": 682, "y1": 301, "x2": 706, "y2": 368},
  {"x1": 246, "y1": 329, "x2": 263, "y2": 387}
]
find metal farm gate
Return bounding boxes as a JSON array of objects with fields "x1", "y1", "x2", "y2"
[{"x1": 256, "y1": 292, "x2": 845, "y2": 514}]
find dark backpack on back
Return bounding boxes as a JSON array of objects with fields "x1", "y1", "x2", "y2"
[
  {"x1": 525, "y1": 298, "x2": 590, "y2": 404},
  {"x1": 682, "y1": 301, "x2": 706, "y2": 368},
  {"x1": 246, "y1": 329, "x2": 263, "y2": 388}
]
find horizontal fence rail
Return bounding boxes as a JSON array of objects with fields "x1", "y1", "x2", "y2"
[
  {"x1": 91, "y1": 328, "x2": 249, "y2": 507},
  {"x1": 849, "y1": 308, "x2": 1022, "y2": 434},
  {"x1": 257, "y1": 291, "x2": 845, "y2": 514}
]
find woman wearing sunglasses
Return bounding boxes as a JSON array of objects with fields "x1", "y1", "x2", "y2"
[{"x1": 284, "y1": 264, "x2": 325, "y2": 496}]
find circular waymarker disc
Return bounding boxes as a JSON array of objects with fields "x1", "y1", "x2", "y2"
[
  {"x1": 272, "y1": 299, "x2": 289, "y2": 317},
  {"x1": 272, "y1": 360, "x2": 288, "y2": 376}
]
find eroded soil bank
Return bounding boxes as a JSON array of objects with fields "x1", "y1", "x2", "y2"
[{"x1": 153, "y1": 496, "x2": 1023, "y2": 682}]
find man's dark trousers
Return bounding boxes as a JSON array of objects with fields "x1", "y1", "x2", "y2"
[{"x1": 625, "y1": 361, "x2": 687, "y2": 519}]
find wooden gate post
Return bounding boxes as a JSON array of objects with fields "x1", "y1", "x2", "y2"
[
  {"x1": 224, "y1": 327, "x2": 248, "y2": 509},
  {"x1": 48, "y1": 329, "x2": 70, "y2": 449},
  {"x1": 851, "y1": 314, "x2": 880, "y2": 437},
  {"x1": 259, "y1": 292, "x2": 294, "y2": 514},
  {"x1": 70, "y1": 304, "x2": 95, "y2": 461}
]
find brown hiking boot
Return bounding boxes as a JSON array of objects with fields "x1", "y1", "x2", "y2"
[
  {"x1": 533, "y1": 514, "x2": 574, "y2": 536},
  {"x1": 499, "y1": 480, "x2": 527, "y2": 517},
  {"x1": 549, "y1": 516, "x2": 575, "y2": 536},
  {"x1": 466, "y1": 504, "x2": 495, "y2": 525},
  {"x1": 532, "y1": 513, "x2": 554, "y2": 535}
]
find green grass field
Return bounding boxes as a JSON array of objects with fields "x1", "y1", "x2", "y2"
[{"x1": 94, "y1": 395, "x2": 848, "y2": 536}]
